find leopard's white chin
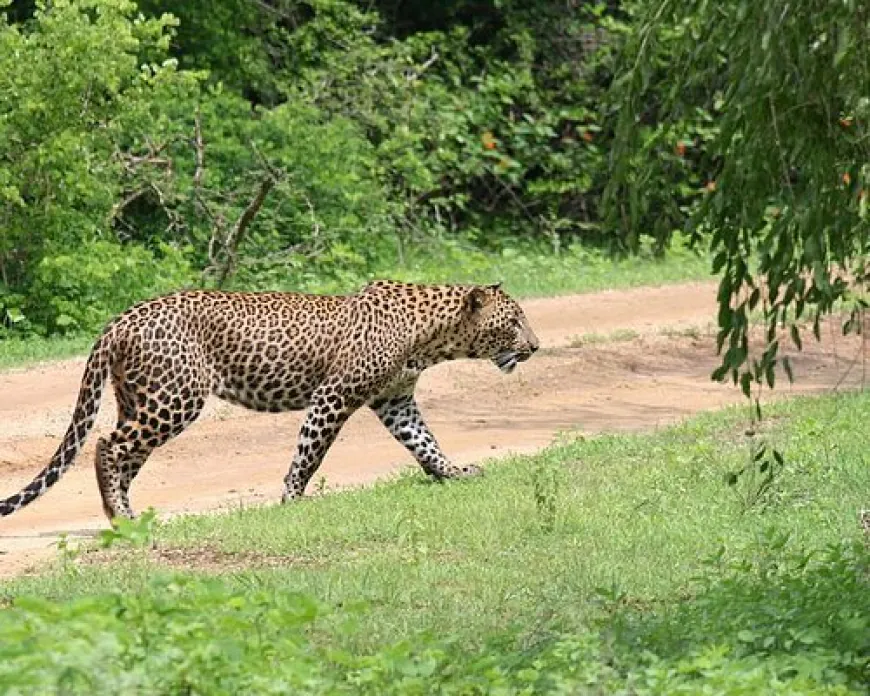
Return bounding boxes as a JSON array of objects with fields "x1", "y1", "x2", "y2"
[{"x1": 493, "y1": 352, "x2": 518, "y2": 374}]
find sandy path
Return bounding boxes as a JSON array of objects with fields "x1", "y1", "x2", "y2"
[{"x1": 1, "y1": 281, "x2": 866, "y2": 577}]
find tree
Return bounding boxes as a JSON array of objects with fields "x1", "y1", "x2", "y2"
[{"x1": 607, "y1": 0, "x2": 870, "y2": 397}]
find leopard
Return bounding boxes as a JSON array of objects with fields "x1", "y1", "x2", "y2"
[{"x1": 0, "y1": 280, "x2": 539, "y2": 523}]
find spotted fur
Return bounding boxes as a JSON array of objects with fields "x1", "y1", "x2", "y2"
[{"x1": 0, "y1": 280, "x2": 539, "y2": 522}]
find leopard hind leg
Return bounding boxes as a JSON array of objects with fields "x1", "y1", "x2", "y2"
[{"x1": 95, "y1": 361, "x2": 207, "y2": 523}]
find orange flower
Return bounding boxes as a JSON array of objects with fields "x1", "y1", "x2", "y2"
[
  {"x1": 481, "y1": 131, "x2": 497, "y2": 150},
  {"x1": 581, "y1": 130, "x2": 594, "y2": 143},
  {"x1": 842, "y1": 172, "x2": 851, "y2": 185},
  {"x1": 840, "y1": 117, "x2": 854, "y2": 128},
  {"x1": 705, "y1": 181, "x2": 717, "y2": 192}
]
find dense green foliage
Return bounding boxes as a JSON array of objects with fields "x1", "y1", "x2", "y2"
[
  {"x1": 609, "y1": 0, "x2": 870, "y2": 392},
  {"x1": 3, "y1": 0, "x2": 689, "y2": 338},
  {"x1": 2, "y1": 544, "x2": 868, "y2": 694},
  {"x1": 4, "y1": 391, "x2": 869, "y2": 692}
]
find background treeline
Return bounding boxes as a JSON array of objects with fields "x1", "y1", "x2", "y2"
[
  {"x1": 0, "y1": 0, "x2": 716, "y2": 336},
  {"x1": 3, "y1": 0, "x2": 867, "y2": 378}
]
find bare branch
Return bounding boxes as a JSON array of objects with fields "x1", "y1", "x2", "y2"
[
  {"x1": 248, "y1": 141, "x2": 285, "y2": 184},
  {"x1": 196, "y1": 190, "x2": 220, "y2": 227},
  {"x1": 191, "y1": 105, "x2": 221, "y2": 230},
  {"x1": 206, "y1": 210, "x2": 228, "y2": 273},
  {"x1": 108, "y1": 179, "x2": 181, "y2": 241},
  {"x1": 201, "y1": 140, "x2": 286, "y2": 286},
  {"x1": 303, "y1": 194, "x2": 320, "y2": 241},
  {"x1": 117, "y1": 142, "x2": 173, "y2": 172},
  {"x1": 213, "y1": 176, "x2": 276, "y2": 288},
  {"x1": 405, "y1": 50, "x2": 439, "y2": 82}
]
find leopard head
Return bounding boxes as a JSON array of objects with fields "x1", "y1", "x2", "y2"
[{"x1": 462, "y1": 283, "x2": 540, "y2": 373}]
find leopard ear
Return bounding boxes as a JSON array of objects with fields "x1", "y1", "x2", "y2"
[
  {"x1": 464, "y1": 287, "x2": 492, "y2": 315},
  {"x1": 487, "y1": 282, "x2": 502, "y2": 291}
]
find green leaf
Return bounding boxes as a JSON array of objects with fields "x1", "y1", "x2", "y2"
[
  {"x1": 739, "y1": 371, "x2": 752, "y2": 398},
  {"x1": 789, "y1": 324, "x2": 802, "y2": 350},
  {"x1": 711, "y1": 364, "x2": 729, "y2": 382},
  {"x1": 736, "y1": 629, "x2": 757, "y2": 643},
  {"x1": 748, "y1": 287, "x2": 760, "y2": 311},
  {"x1": 764, "y1": 361, "x2": 775, "y2": 389},
  {"x1": 5, "y1": 308, "x2": 25, "y2": 323},
  {"x1": 782, "y1": 356, "x2": 794, "y2": 383}
]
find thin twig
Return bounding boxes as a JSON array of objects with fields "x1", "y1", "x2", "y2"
[
  {"x1": 303, "y1": 194, "x2": 321, "y2": 240},
  {"x1": 769, "y1": 96, "x2": 795, "y2": 202},
  {"x1": 193, "y1": 107, "x2": 205, "y2": 191},
  {"x1": 405, "y1": 50, "x2": 439, "y2": 82}
]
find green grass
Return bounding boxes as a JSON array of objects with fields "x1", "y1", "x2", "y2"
[
  {"x1": 0, "y1": 334, "x2": 96, "y2": 371},
  {"x1": 0, "y1": 238, "x2": 712, "y2": 371},
  {"x1": 374, "y1": 236, "x2": 711, "y2": 299},
  {"x1": 2, "y1": 391, "x2": 868, "y2": 693}
]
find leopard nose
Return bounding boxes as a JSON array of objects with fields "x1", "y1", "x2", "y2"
[{"x1": 529, "y1": 335, "x2": 540, "y2": 353}]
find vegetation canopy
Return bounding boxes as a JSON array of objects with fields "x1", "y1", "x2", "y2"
[{"x1": 1, "y1": 0, "x2": 648, "y2": 338}]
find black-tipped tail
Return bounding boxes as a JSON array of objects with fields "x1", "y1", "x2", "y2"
[{"x1": 0, "y1": 339, "x2": 110, "y2": 517}]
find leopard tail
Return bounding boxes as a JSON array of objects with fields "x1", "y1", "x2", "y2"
[{"x1": 0, "y1": 334, "x2": 113, "y2": 517}]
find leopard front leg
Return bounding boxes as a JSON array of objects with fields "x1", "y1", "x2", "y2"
[
  {"x1": 371, "y1": 394, "x2": 482, "y2": 480},
  {"x1": 282, "y1": 387, "x2": 356, "y2": 502}
]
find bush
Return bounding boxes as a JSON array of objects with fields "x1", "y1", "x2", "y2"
[
  {"x1": 0, "y1": 0, "x2": 199, "y2": 336},
  {"x1": 22, "y1": 240, "x2": 193, "y2": 335},
  {"x1": 1, "y1": 0, "x2": 722, "y2": 339},
  {"x1": 2, "y1": 539, "x2": 866, "y2": 693},
  {"x1": 604, "y1": 535, "x2": 870, "y2": 693}
]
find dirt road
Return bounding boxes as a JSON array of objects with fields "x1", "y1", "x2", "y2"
[{"x1": 1, "y1": 281, "x2": 867, "y2": 577}]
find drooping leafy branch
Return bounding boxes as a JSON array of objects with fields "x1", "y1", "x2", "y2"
[{"x1": 607, "y1": 0, "x2": 870, "y2": 395}]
